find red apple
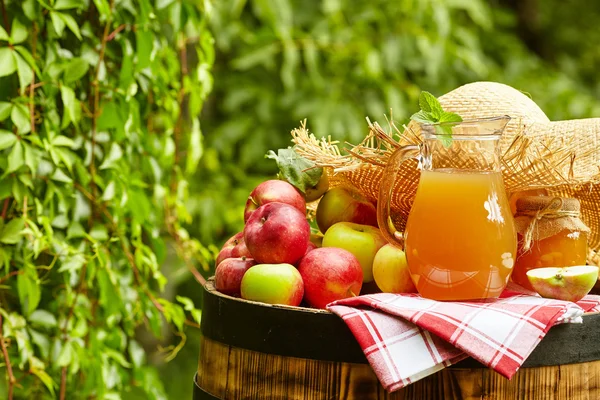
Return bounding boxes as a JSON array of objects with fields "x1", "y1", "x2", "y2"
[
  {"x1": 216, "y1": 232, "x2": 251, "y2": 265},
  {"x1": 316, "y1": 186, "x2": 377, "y2": 234},
  {"x1": 305, "y1": 241, "x2": 317, "y2": 255},
  {"x1": 241, "y1": 263, "x2": 304, "y2": 306},
  {"x1": 244, "y1": 180, "x2": 306, "y2": 222},
  {"x1": 244, "y1": 202, "x2": 310, "y2": 264},
  {"x1": 297, "y1": 247, "x2": 363, "y2": 309},
  {"x1": 295, "y1": 242, "x2": 318, "y2": 267},
  {"x1": 215, "y1": 257, "x2": 256, "y2": 297}
]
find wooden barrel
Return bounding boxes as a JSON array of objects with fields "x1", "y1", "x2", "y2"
[{"x1": 195, "y1": 279, "x2": 600, "y2": 399}]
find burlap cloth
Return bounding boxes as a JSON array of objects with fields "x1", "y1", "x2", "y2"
[
  {"x1": 292, "y1": 82, "x2": 600, "y2": 265},
  {"x1": 514, "y1": 196, "x2": 590, "y2": 251}
]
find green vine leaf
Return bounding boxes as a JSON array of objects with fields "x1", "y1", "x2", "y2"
[
  {"x1": 50, "y1": 11, "x2": 66, "y2": 36},
  {"x1": 0, "y1": 25, "x2": 8, "y2": 41},
  {"x1": 54, "y1": 0, "x2": 82, "y2": 10},
  {"x1": 0, "y1": 47, "x2": 17, "y2": 77},
  {"x1": 7, "y1": 141, "x2": 25, "y2": 173},
  {"x1": 0, "y1": 130, "x2": 17, "y2": 150},
  {"x1": 0, "y1": 1, "x2": 214, "y2": 398},
  {"x1": 28, "y1": 310, "x2": 58, "y2": 329},
  {"x1": 30, "y1": 368, "x2": 55, "y2": 395},
  {"x1": 11, "y1": 103, "x2": 31, "y2": 134},
  {"x1": 10, "y1": 18, "x2": 28, "y2": 44},
  {"x1": 14, "y1": 52, "x2": 34, "y2": 89},
  {"x1": 0, "y1": 218, "x2": 25, "y2": 244},
  {"x1": 63, "y1": 58, "x2": 89, "y2": 83},
  {"x1": 0, "y1": 102, "x2": 11, "y2": 120},
  {"x1": 17, "y1": 268, "x2": 41, "y2": 315}
]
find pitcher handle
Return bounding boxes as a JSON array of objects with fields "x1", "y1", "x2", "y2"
[{"x1": 377, "y1": 145, "x2": 421, "y2": 250}]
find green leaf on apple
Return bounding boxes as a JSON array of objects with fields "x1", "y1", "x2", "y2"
[{"x1": 266, "y1": 147, "x2": 323, "y2": 194}]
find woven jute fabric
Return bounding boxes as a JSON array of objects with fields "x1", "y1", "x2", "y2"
[
  {"x1": 292, "y1": 82, "x2": 600, "y2": 265},
  {"x1": 514, "y1": 196, "x2": 590, "y2": 248}
]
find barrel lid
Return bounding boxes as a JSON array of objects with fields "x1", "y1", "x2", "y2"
[
  {"x1": 516, "y1": 196, "x2": 581, "y2": 213},
  {"x1": 200, "y1": 278, "x2": 600, "y2": 368}
]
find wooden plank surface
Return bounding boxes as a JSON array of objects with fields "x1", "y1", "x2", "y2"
[{"x1": 197, "y1": 335, "x2": 600, "y2": 400}]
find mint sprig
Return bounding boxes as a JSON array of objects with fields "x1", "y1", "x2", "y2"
[{"x1": 410, "y1": 91, "x2": 463, "y2": 147}]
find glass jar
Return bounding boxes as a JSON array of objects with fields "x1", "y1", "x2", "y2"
[
  {"x1": 378, "y1": 116, "x2": 516, "y2": 300},
  {"x1": 511, "y1": 196, "x2": 589, "y2": 291}
]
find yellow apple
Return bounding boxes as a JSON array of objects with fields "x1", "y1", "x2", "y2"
[{"x1": 372, "y1": 244, "x2": 417, "y2": 293}]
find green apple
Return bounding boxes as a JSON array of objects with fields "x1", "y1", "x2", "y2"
[
  {"x1": 240, "y1": 263, "x2": 304, "y2": 306},
  {"x1": 527, "y1": 266, "x2": 599, "y2": 302},
  {"x1": 372, "y1": 244, "x2": 417, "y2": 294},
  {"x1": 322, "y1": 222, "x2": 387, "y2": 283},
  {"x1": 316, "y1": 186, "x2": 378, "y2": 234},
  {"x1": 305, "y1": 171, "x2": 329, "y2": 202}
]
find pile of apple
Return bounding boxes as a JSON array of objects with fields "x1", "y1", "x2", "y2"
[{"x1": 214, "y1": 178, "x2": 416, "y2": 309}]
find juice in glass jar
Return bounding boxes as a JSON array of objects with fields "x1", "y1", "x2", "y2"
[
  {"x1": 511, "y1": 196, "x2": 589, "y2": 292},
  {"x1": 404, "y1": 169, "x2": 517, "y2": 301},
  {"x1": 511, "y1": 231, "x2": 588, "y2": 291}
]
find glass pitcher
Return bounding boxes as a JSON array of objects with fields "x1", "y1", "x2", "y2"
[{"x1": 377, "y1": 116, "x2": 516, "y2": 301}]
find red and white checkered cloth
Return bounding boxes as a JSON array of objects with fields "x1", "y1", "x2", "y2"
[{"x1": 328, "y1": 287, "x2": 600, "y2": 393}]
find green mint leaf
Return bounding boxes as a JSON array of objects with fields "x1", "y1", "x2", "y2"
[
  {"x1": 434, "y1": 125, "x2": 454, "y2": 147},
  {"x1": 438, "y1": 111, "x2": 463, "y2": 123},
  {"x1": 414, "y1": 90, "x2": 463, "y2": 147},
  {"x1": 438, "y1": 135, "x2": 453, "y2": 148},
  {"x1": 418, "y1": 91, "x2": 432, "y2": 112},
  {"x1": 265, "y1": 147, "x2": 322, "y2": 193},
  {"x1": 429, "y1": 106, "x2": 442, "y2": 120},
  {"x1": 409, "y1": 110, "x2": 435, "y2": 124},
  {"x1": 419, "y1": 91, "x2": 442, "y2": 114},
  {"x1": 419, "y1": 91, "x2": 443, "y2": 115}
]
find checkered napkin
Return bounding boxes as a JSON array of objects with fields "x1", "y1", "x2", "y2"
[{"x1": 327, "y1": 291, "x2": 600, "y2": 393}]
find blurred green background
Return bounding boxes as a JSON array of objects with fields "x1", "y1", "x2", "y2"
[{"x1": 167, "y1": 0, "x2": 600, "y2": 397}]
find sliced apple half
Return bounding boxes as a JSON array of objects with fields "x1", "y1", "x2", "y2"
[{"x1": 526, "y1": 266, "x2": 599, "y2": 302}]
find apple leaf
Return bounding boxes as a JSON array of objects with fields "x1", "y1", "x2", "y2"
[{"x1": 265, "y1": 147, "x2": 322, "y2": 194}]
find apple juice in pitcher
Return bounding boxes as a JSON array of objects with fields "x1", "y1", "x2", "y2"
[
  {"x1": 378, "y1": 116, "x2": 517, "y2": 301},
  {"x1": 404, "y1": 169, "x2": 516, "y2": 300}
]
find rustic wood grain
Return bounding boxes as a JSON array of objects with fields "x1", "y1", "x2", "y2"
[{"x1": 197, "y1": 335, "x2": 600, "y2": 400}]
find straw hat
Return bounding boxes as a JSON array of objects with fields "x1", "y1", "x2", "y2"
[{"x1": 293, "y1": 82, "x2": 600, "y2": 265}]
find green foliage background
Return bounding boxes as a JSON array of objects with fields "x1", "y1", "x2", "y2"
[
  {"x1": 3, "y1": 0, "x2": 600, "y2": 399},
  {"x1": 196, "y1": 0, "x2": 600, "y2": 247},
  {"x1": 0, "y1": 0, "x2": 212, "y2": 398}
]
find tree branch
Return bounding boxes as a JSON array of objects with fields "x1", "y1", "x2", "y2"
[
  {"x1": 1, "y1": 199, "x2": 10, "y2": 220},
  {"x1": 0, "y1": 314, "x2": 15, "y2": 400},
  {"x1": 0, "y1": 0, "x2": 12, "y2": 50},
  {"x1": 0, "y1": 271, "x2": 22, "y2": 285},
  {"x1": 106, "y1": 24, "x2": 126, "y2": 41},
  {"x1": 59, "y1": 263, "x2": 88, "y2": 400},
  {"x1": 73, "y1": 183, "x2": 201, "y2": 329},
  {"x1": 89, "y1": 0, "x2": 115, "y2": 229}
]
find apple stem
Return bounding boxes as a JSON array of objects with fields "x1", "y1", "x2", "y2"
[
  {"x1": 348, "y1": 290, "x2": 358, "y2": 297},
  {"x1": 261, "y1": 217, "x2": 267, "y2": 224}
]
